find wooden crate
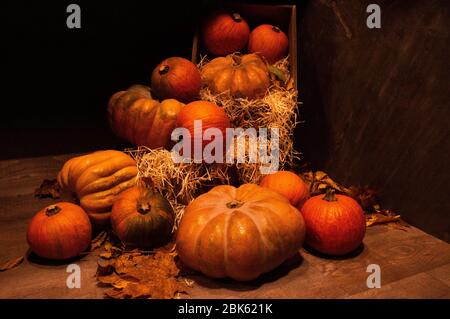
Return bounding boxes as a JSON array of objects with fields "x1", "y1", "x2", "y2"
[{"x1": 191, "y1": 3, "x2": 298, "y2": 90}]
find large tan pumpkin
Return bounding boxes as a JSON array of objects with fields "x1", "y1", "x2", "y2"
[
  {"x1": 57, "y1": 150, "x2": 137, "y2": 227},
  {"x1": 108, "y1": 85, "x2": 183, "y2": 149},
  {"x1": 201, "y1": 53, "x2": 270, "y2": 99},
  {"x1": 176, "y1": 184, "x2": 305, "y2": 281}
]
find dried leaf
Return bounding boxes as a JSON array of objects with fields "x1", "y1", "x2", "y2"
[
  {"x1": 96, "y1": 250, "x2": 190, "y2": 299},
  {"x1": 366, "y1": 214, "x2": 401, "y2": 227},
  {"x1": 97, "y1": 273, "x2": 121, "y2": 285},
  {"x1": 268, "y1": 65, "x2": 288, "y2": 83},
  {"x1": 285, "y1": 76, "x2": 295, "y2": 90},
  {"x1": 315, "y1": 171, "x2": 328, "y2": 181},
  {"x1": 96, "y1": 259, "x2": 116, "y2": 276},
  {"x1": 91, "y1": 231, "x2": 108, "y2": 251},
  {"x1": 345, "y1": 186, "x2": 379, "y2": 211},
  {"x1": 0, "y1": 256, "x2": 24, "y2": 272},
  {"x1": 301, "y1": 170, "x2": 348, "y2": 196},
  {"x1": 34, "y1": 179, "x2": 61, "y2": 199}
]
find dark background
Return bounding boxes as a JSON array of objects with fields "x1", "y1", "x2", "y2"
[{"x1": 2, "y1": 0, "x2": 449, "y2": 241}]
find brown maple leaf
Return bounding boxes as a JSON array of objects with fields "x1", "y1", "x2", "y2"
[
  {"x1": 0, "y1": 256, "x2": 24, "y2": 272},
  {"x1": 96, "y1": 250, "x2": 190, "y2": 299},
  {"x1": 90, "y1": 231, "x2": 109, "y2": 251},
  {"x1": 34, "y1": 179, "x2": 61, "y2": 199}
]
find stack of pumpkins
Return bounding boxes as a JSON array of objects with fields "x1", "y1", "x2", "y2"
[{"x1": 26, "y1": 11, "x2": 366, "y2": 282}]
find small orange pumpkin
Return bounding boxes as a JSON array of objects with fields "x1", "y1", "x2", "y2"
[
  {"x1": 176, "y1": 101, "x2": 231, "y2": 162},
  {"x1": 176, "y1": 184, "x2": 305, "y2": 281},
  {"x1": 260, "y1": 171, "x2": 309, "y2": 209},
  {"x1": 201, "y1": 53, "x2": 270, "y2": 99},
  {"x1": 248, "y1": 24, "x2": 289, "y2": 64},
  {"x1": 301, "y1": 189, "x2": 366, "y2": 256},
  {"x1": 111, "y1": 187, "x2": 175, "y2": 249},
  {"x1": 202, "y1": 11, "x2": 250, "y2": 56},
  {"x1": 151, "y1": 57, "x2": 201, "y2": 103},
  {"x1": 27, "y1": 203, "x2": 92, "y2": 260},
  {"x1": 108, "y1": 85, "x2": 183, "y2": 149}
]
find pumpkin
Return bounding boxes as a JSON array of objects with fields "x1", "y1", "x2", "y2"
[
  {"x1": 111, "y1": 187, "x2": 175, "y2": 248},
  {"x1": 260, "y1": 171, "x2": 309, "y2": 209},
  {"x1": 176, "y1": 101, "x2": 231, "y2": 162},
  {"x1": 108, "y1": 85, "x2": 183, "y2": 149},
  {"x1": 176, "y1": 184, "x2": 305, "y2": 281},
  {"x1": 202, "y1": 11, "x2": 250, "y2": 56},
  {"x1": 301, "y1": 189, "x2": 366, "y2": 256},
  {"x1": 57, "y1": 150, "x2": 137, "y2": 227},
  {"x1": 151, "y1": 57, "x2": 201, "y2": 103},
  {"x1": 27, "y1": 203, "x2": 92, "y2": 260},
  {"x1": 201, "y1": 53, "x2": 270, "y2": 99},
  {"x1": 248, "y1": 24, "x2": 289, "y2": 64}
]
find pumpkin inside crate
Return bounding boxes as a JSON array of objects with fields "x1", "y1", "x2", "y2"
[{"x1": 192, "y1": 3, "x2": 298, "y2": 90}]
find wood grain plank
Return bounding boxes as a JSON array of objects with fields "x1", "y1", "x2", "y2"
[
  {"x1": 426, "y1": 264, "x2": 450, "y2": 287},
  {"x1": 0, "y1": 154, "x2": 78, "y2": 198},
  {"x1": 0, "y1": 253, "x2": 104, "y2": 299},
  {"x1": 347, "y1": 272, "x2": 450, "y2": 299}
]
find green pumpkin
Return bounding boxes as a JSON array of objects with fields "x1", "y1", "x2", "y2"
[{"x1": 111, "y1": 186, "x2": 174, "y2": 248}]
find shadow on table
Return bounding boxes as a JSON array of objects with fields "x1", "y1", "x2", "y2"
[
  {"x1": 26, "y1": 248, "x2": 87, "y2": 267},
  {"x1": 303, "y1": 243, "x2": 365, "y2": 260},
  {"x1": 189, "y1": 252, "x2": 303, "y2": 292}
]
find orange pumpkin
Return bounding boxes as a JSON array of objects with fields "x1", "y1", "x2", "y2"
[
  {"x1": 111, "y1": 187, "x2": 174, "y2": 249},
  {"x1": 176, "y1": 184, "x2": 305, "y2": 281},
  {"x1": 202, "y1": 11, "x2": 250, "y2": 56},
  {"x1": 108, "y1": 85, "x2": 183, "y2": 149},
  {"x1": 260, "y1": 171, "x2": 309, "y2": 209},
  {"x1": 248, "y1": 24, "x2": 289, "y2": 64},
  {"x1": 27, "y1": 203, "x2": 92, "y2": 260},
  {"x1": 176, "y1": 101, "x2": 231, "y2": 162},
  {"x1": 57, "y1": 150, "x2": 137, "y2": 227},
  {"x1": 151, "y1": 57, "x2": 201, "y2": 103},
  {"x1": 301, "y1": 189, "x2": 366, "y2": 255},
  {"x1": 201, "y1": 53, "x2": 270, "y2": 99}
]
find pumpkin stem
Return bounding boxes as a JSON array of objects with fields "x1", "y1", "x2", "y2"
[
  {"x1": 231, "y1": 54, "x2": 242, "y2": 66},
  {"x1": 226, "y1": 200, "x2": 244, "y2": 209},
  {"x1": 158, "y1": 65, "x2": 170, "y2": 75},
  {"x1": 137, "y1": 202, "x2": 152, "y2": 215},
  {"x1": 231, "y1": 13, "x2": 242, "y2": 22},
  {"x1": 322, "y1": 189, "x2": 338, "y2": 202},
  {"x1": 272, "y1": 26, "x2": 281, "y2": 33},
  {"x1": 45, "y1": 205, "x2": 61, "y2": 216}
]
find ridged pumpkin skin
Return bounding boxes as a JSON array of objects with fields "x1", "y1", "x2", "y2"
[
  {"x1": 111, "y1": 187, "x2": 175, "y2": 249},
  {"x1": 301, "y1": 190, "x2": 366, "y2": 256},
  {"x1": 201, "y1": 53, "x2": 270, "y2": 99},
  {"x1": 202, "y1": 11, "x2": 250, "y2": 56},
  {"x1": 27, "y1": 202, "x2": 92, "y2": 260},
  {"x1": 57, "y1": 150, "x2": 137, "y2": 227},
  {"x1": 151, "y1": 57, "x2": 201, "y2": 103},
  {"x1": 248, "y1": 24, "x2": 289, "y2": 64},
  {"x1": 176, "y1": 184, "x2": 305, "y2": 281},
  {"x1": 260, "y1": 171, "x2": 309, "y2": 209},
  {"x1": 108, "y1": 85, "x2": 183, "y2": 149}
]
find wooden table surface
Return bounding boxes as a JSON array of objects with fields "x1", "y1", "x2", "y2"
[{"x1": 0, "y1": 154, "x2": 449, "y2": 299}]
